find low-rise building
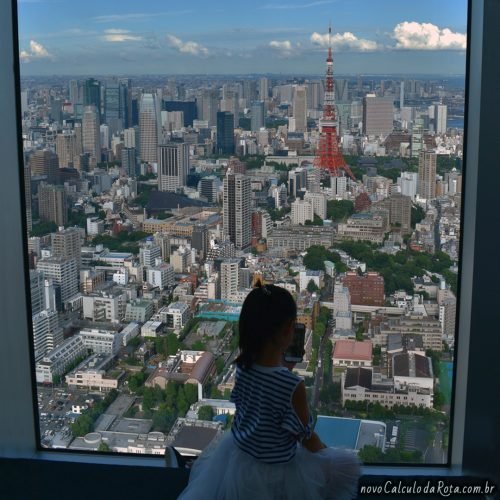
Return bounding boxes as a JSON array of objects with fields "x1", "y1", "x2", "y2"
[
  {"x1": 158, "y1": 302, "x2": 192, "y2": 331},
  {"x1": 333, "y1": 340, "x2": 373, "y2": 368},
  {"x1": 337, "y1": 213, "x2": 385, "y2": 243},
  {"x1": 124, "y1": 299, "x2": 155, "y2": 323},
  {"x1": 141, "y1": 320, "x2": 164, "y2": 338},
  {"x1": 79, "y1": 328, "x2": 123, "y2": 356},
  {"x1": 65, "y1": 353, "x2": 123, "y2": 392}
]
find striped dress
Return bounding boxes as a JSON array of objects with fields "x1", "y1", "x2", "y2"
[{"x1": 230, "y1": 363, "x2": 312, "y2": 463}]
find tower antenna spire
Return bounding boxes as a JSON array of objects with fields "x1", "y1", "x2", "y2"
[{"x1": 314, "y1": 25, "x2": 355, "y2": 180}]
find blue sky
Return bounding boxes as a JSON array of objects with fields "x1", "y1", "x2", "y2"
[{"x1": 17, "y1": 0, "x2": 468, "y2": 75}]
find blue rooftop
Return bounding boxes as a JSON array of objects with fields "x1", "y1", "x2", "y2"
[{"x1": 314, "y1": 416, "x2": 360, "y2": 449}]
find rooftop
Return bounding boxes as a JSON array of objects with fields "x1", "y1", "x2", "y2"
[{"x1": 333, "y1": 340, "x2": 373, "y2": 361}]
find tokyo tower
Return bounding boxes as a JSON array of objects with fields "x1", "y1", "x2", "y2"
[{"x1": 314, "y1": 26, "x2": 356, "y2": 180}]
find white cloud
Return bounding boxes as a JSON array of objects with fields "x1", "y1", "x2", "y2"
[
  {"x1": 102, "y1": 29, "x2": 142, "y2": 42},
  {"x1": 93, "y1": 11, "x2": 192, "y2": 23},
  {"x1": 19, "y1": 40, "x2": 52, "y2": 62},
  {"x1": 269, "y1": 40, "x2": 293, "y2": 51},
  {"x1": 311, "y1": 31, "x2": 378, "y2": 51},
  {"x1": 393, "y1": 22, "x2": 466, "y2": 50},
  {"x1": 166, "y1": 34, "x2": 209, "y2": 56}
]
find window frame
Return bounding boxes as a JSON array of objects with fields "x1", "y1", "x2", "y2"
[{"x1": 1, "y1": 0, "x2": 498, "y2": 482}]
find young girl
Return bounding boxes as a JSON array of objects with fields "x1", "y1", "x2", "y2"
[{"x1": 178, "y1": 284, "x2": 360, "y2": 499}]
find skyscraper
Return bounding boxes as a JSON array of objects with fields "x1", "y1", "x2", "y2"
[
  {"x1": 200, "y1": 89, "x2": 219, "y2": 127},
  {"x1": 223, "y1": 171, "x2": 251, "y2": 250},
  {"x1": 82, "y1": 105, "x2": 101, "y2": 162},
  {"x1": 435, "y1": 104, "x2": 448, "y2": 134},
  {"x1": 83, "y1": 78, "x2": 101, "y2": 116},
  {"x1": 157, "y1": 142, "x2": 190, "y2": 192},
  {"x1": 36, "y1": 257, "x2": 78, "y2": 305},
  {"x1": 29, "y1": 150, "x2": 59, "y2": 184},
  {"x1": 24, "y1": 162, "x2": 32, "y2": 232},
  {"x1": 259, "y1": 77, "x2": 269, "y2": 101},
  {"x1": 55, "y1": 131, "x2": 81, "y2": 168},
  {"x1": 104, "y1": 80, "x2": 122, "y2": 134},
  {"x1": 220, "y1": 258, "x2": 240, "y2": 301},
  {"x1": 139, "y1": 93, "x2": 160, "y2": 163},
  {"x1": 122, "y1": 147, "x2": 138, "y2": 177},
  {"x1": 217, "y1": 111, "x2": 234, "y2": 155},
  {"x1": 418, "y1": 150, "x2": 437, "y2": 200},
  {"x1": 250, "y1": 101, "x2": 265, "y2": 132},
  {"x1": 51, "y1": 227, "x2": 82, "y2": 271},
  {"x1": 163, "y1": 100, "x2": 197, "y2": 127},
  {"x1": 293, "y1": 86, "x2": 307, "y2": 132},
  {"x1": 38, "y1": 184, "x2": 67, "y2": 226},
  {"x1": 362, "y1": 94, "x2": 394, "y2": 136}
]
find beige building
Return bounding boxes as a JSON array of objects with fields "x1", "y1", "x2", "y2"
[
  {"x1": 65, "y1": 353, "x2": 123, "y2": 392},
  {"x1": 418, "y1": 150, "x2": 437, "y2": 200},
  {"x1": 341, "y1": 367, "x2": 433, "y2": 409},
  {"x1": 337, "y1": 213, "x2": 385, "y2": 243},
  {"x1": 38, "y1": 184, "x2": 67, "y2": 226}
]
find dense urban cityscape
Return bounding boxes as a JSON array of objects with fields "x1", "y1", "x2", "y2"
[{"x1": 20, "y1": 24, "x2": 464, "y2": 465}]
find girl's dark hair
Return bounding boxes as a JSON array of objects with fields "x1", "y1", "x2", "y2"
[{"x1": 234, "y1": 282, "x2": 297, "y2": 369}]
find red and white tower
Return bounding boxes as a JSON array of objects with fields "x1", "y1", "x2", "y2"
[{"x1": 314, "y1": 26, "x2": 355, "y2": 180}]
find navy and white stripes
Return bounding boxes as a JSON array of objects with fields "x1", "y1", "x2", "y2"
[{"x1": 230, "y1": 364, "x2": 312, "y2": 464}]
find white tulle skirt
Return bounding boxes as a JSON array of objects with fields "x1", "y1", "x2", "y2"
[{"x1": 178, "y1": 431, "x2": 361, "y2": 500}]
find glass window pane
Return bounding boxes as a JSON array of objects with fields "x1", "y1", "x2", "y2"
[{"x1": 17, "y1": 0, "x2": 467, "y2": 464}]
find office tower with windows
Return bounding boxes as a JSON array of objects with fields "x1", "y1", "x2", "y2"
[
  {"x1": 163, "y1": 101, "x2": 197, "y2": 127},
  {"x1": 363, "y1": 94, "x2": 394, "y2": 136},
  {"x1": 38, "y1": 184, "x2": 67, "y2": 226},
  {"x1": 36, "y1": 257, "x2": 78, "y2": 305},
  {"x1": 83, "y1": 78, "x2": 101, "y2": 116},
  {"x1": 139, "y1": 93, "x2": 160, "y2": 163},
  {"x1": 29, "y1": 149, "x2": 59, "y2": 184},
  {"x1": 122, "y1": 147, "x2": 138, "y2": 178},
  {"x1": 124, "y1": 127, "x2": 136, "y2": 148},
  {"x1": 192, "y1": 224, "x2": 209, "y2": 258},
  {"x1": 418, "y1": 150, "x2": 437, "y2": 200},
  {"x1": 217, "y1": 111, "x2": 234, "y2": 155},
  {"x1": 250, "y1": 101, "x2": 265, "y2": 132},
  {"x1": 69, "y1": 79, "x2": 79, "y2": 105},
  {"x1": 335, "y1": 79, "x2": 348, "y2": 102},
  {"x1": 199, "y1": 175, "x2": 219, "y2": 203},
  {"x1": 139, "y1": 241, "x2": 161, "y2": 268},
  {"x1": 435, "y1": 104, "x2": 448, "y2": 134},
  {"x1": 51, "y1": 227, "x2": 82, "y2": 271},
  {"x1": 32, "y1": 309, "x2": 63, "y2": 362},
  {"x1": 400, "y1": 81, "x2": 405, "y2": 109},
  {"x1": 306, "y1": 82, "x2": 322, "y2": 110},
  {"x1": 200, "y1": 89, "x2": 219, "y2": 127},
  {"x1": 259, "y1": 77, "x2": 268, "y2": 100},
  {"x1": 293, "y1": 86, "x2": 307, "y2": 132},
  {"x1": 104, "y1": 80, "x2": 122, "y2": 134},
  {"x1": 223, "y1": 171, "x2": 251, "y2": 250},
  {"x1": 55, "y1": 131, "x2": 81, "y2": 168},
  {"x1": 158, "y1": 142, "x2": 190, "y2": 192},
  {"x1": 411, "y1": 117, "x2": 425, "y2": 158},
  {"x1": 82, "y1": 105, "x2": 100, "y2": 162}
]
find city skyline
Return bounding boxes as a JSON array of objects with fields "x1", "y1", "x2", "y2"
[{"x1": 18, "y1": 0, "x2": 467, "y2": 75}]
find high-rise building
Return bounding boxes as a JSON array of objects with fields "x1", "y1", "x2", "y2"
[
  {"x1": 293, "y1": 86, "x2": 307, "y2": 132},
  {"x1": 220, "y1": 258, "x2": 240, "y2": 301},
  {"x1": 36, "y1": 257, "x2": 78, "y2": 305},
  {"x1": 223, "y1": 171, "x2": 251, "y2": 250},
  {"x1": 363, "y1": 94, "x2": 394, "y2": 136},
  {"x1": 29, "y1": 150, "x2": 59, "y2": 184},
  {"x1": 83, "y1": 78, "x2": 101, "y2": 116},
  {"x1": 158, "y1": 142, "x2": 190, "y2": 192},
  {"x1": 139, "y1": 241, "x2": 161, "y2": 268},
  {"x1": 32, "y1": 309, "x2": 63, "y2": 362},
  {"x1": 304, "y1": 191, "x2": 327, "y2": 219},
  {"x1": 69, "y1": 80, "x2": 79, "y2": 105},
  {"x1": 191, "y1": 224, "x2": 209, "y2": 258},
  {"x1": 38, "y1": 184, "x2": 67, "y2": 226},
  {"x1": 200, "y1": 89, "x2": 219, "y2": 127},
  {"x1": 199, "y1": 175, "x2": 220, "y2": 203},
  {"x1": 82, "y1": 105, "x2": 101, "y2": 162},
  {"x1": 139, "y1": 93, "x2": 160, "y2": 163},
  {"x1": 122, "y1": 147, "x2": 138, "y2": 178},
  {"x1": 335, "y1": 79, "x2": 348, "y2": 102},
  {"x1": 435, "y1": 104, "x2": 448, "y2": 134},
  {"x1": 104, "y1": 80, "x2": 122, "y2": 134},
  {"x1": 398, "y1": 171, "x2": 418, "y2": 199},
  {"x1": 55, "y1": 131, "x2": 81, "y2": 168},
  {"x1": 251, "y1": 101, "x2": 265, "y2": 132},
  {"x1": 259, "y1": 77, "x2": 269, "y2": 100},
  {"x1": 411, "y1": 117, "x2": 424, "y2": 158},
  {"x1": 216, "y1": 111, "x2": 234, "y2": 155},
  {"x1": 418, "y1": 151, "x2": 437, "y2": 200},
  {"x1": 163, "y1": 101, "x2": 197, "y2": 127},
  {"x1": 51, "y1": 227, "x2": 82, "y2": 271},
  {"x1": 291, "y1": 199, "x2": 314, "y2": 225}
]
